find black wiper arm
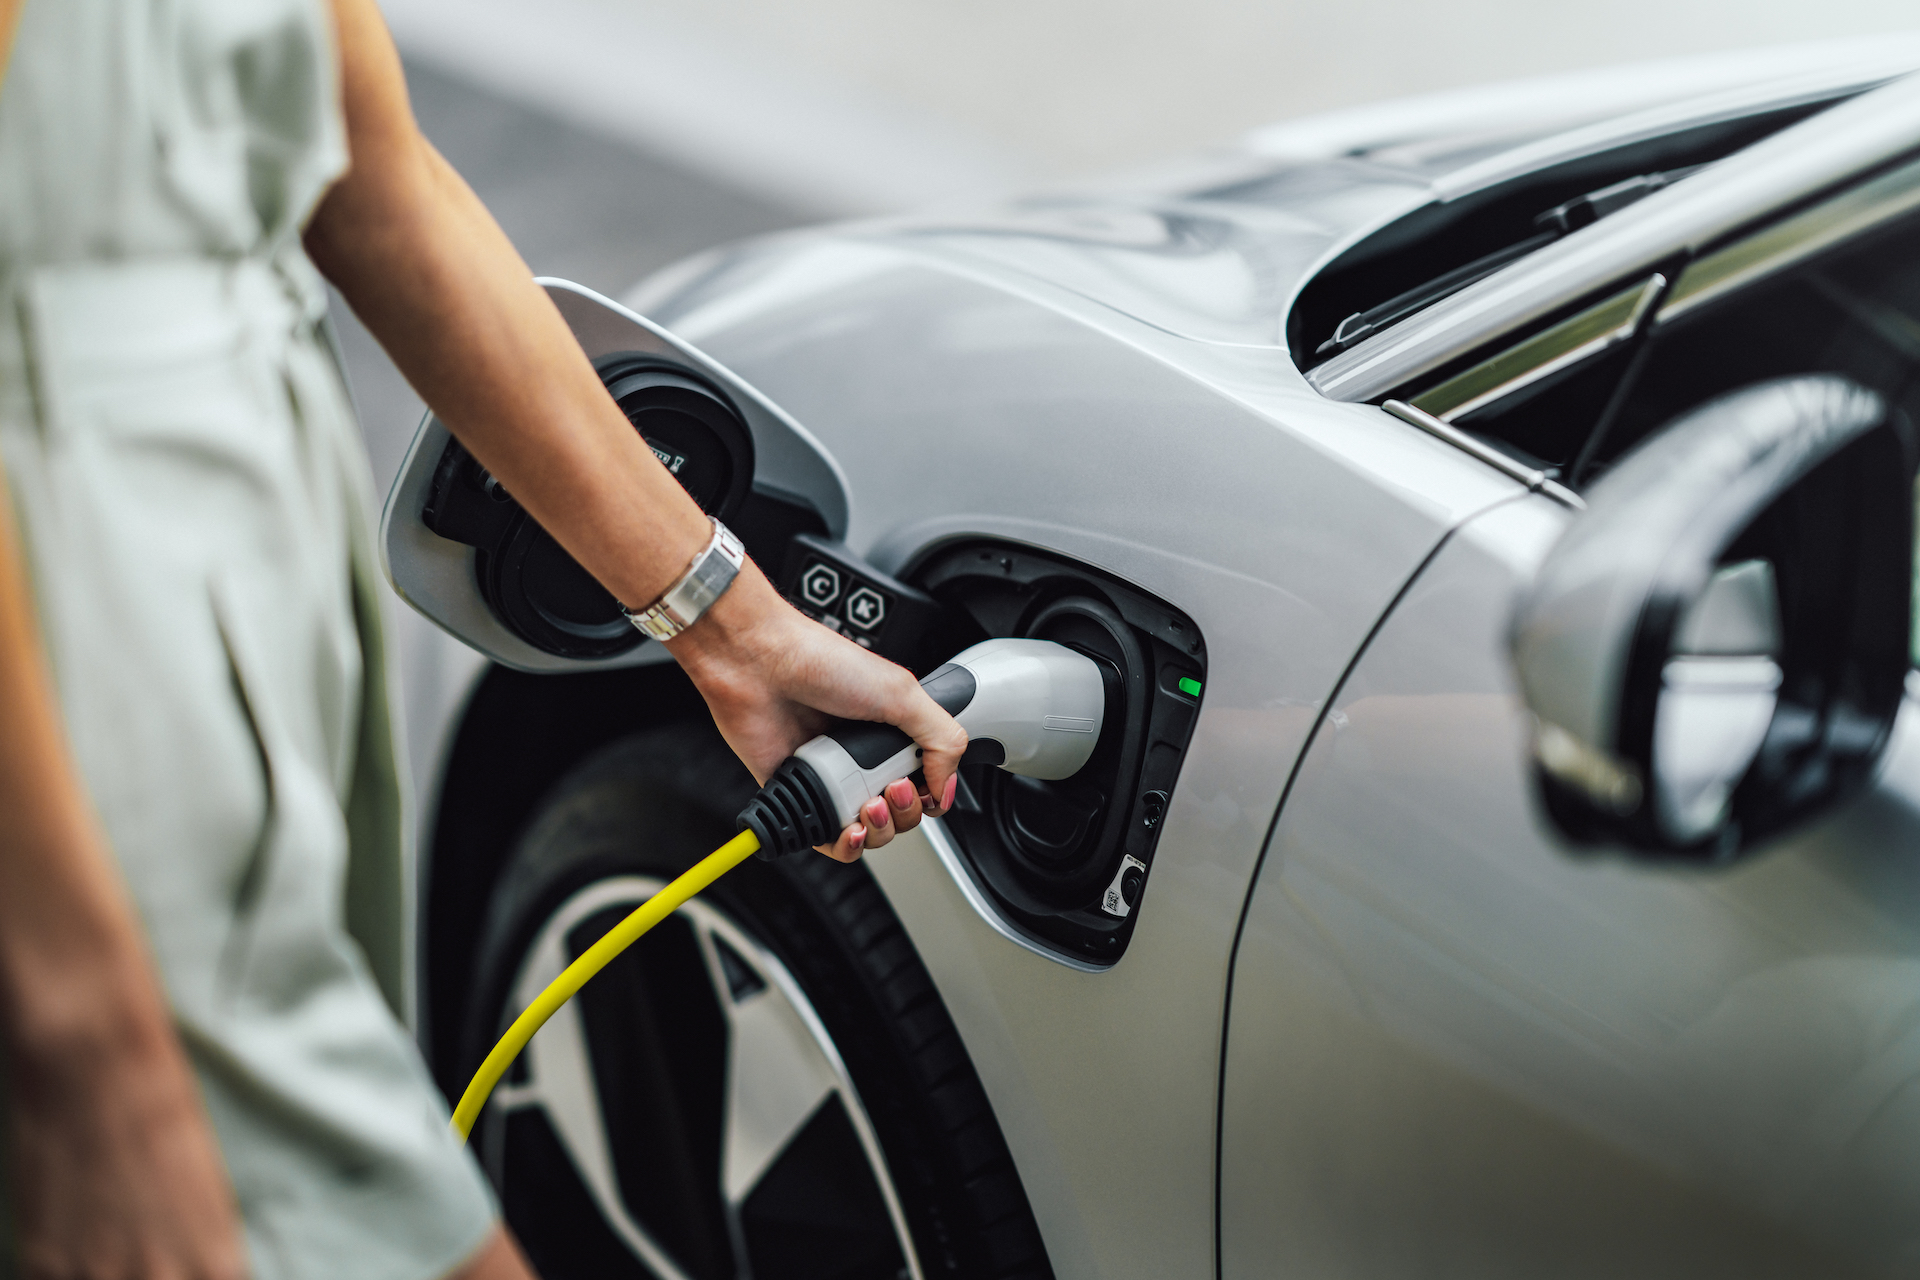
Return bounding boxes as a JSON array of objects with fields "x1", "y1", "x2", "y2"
[
  {"x1": 1316, "y1": 232, "x2": 1555, "y2": 357},
  {"x1": 1315, "y1": 163, "x2": 1707, "y2": 360},
  {"x1": 1532, "y1": 164, "x2": 1705, "y2": 235}
]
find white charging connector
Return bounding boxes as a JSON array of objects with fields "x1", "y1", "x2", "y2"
[{"x1": 740, "y1": 638, "x2": 1107, "y2": 857}]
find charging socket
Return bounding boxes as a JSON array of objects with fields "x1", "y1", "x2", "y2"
[{"x1": 909, "y1": 542, "x2": 1205, "y2": 965}]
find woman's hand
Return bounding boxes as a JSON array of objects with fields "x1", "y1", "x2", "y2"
[{"x1": 668, "y1": 566, "x2": 967, "y2": 862}]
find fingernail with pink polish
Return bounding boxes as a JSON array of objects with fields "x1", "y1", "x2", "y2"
[
  {"x1": 866, "y1": 797, "x2": 889, "y2": 825},
  {"x1": 888, "y1": 779, "x2": 916, "y2": 808},
  {"x1": 941, "y1": 775, "x2": 958, "y2": 812},
  {"x1": 848, "y1": 824, "x2": 866, "y2": 848}
]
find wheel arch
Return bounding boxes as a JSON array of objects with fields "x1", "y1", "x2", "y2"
[{"x1": 420, "y1": 657, "x2": 711, "y2": 1095}]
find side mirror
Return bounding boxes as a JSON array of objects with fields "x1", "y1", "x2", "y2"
[{"x1": 1511, "y1": 376, "x2": 1916, "y2": 857}]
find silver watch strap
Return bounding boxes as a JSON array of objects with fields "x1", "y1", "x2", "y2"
[{"x1": 624, "y1": 518, "x2": 746, "y2": 641}]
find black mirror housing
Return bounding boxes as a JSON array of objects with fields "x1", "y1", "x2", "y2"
[{"x1": 1511, "y1": 375, "x2": 1916, "y2": 857}]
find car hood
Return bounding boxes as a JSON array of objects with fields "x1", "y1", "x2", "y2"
[{"x1": 744, "y1": 37, "x2": 1920, "y2": 352}]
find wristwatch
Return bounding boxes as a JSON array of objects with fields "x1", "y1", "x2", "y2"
[{"x1": 622, "y1": 518, "x2": 746, "y2": 641}]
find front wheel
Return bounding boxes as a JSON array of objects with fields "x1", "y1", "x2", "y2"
[{"x1": 458, "y1": 725, "x2": 1052, "y2": 1280}]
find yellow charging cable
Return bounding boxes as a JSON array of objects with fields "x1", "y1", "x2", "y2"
[{"x1": 451, "y1": 827, "x2": 762, "y2": 1141}]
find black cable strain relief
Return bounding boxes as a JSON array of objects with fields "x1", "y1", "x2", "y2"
[{"x1": 738, "y1": 756, "x2": 839, "y2": 860}]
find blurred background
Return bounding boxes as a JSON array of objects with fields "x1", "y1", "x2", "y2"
[{"x1": 337, "y1": 0, "x2": 1920, "y2": 805}]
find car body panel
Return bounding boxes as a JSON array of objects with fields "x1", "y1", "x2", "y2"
[
  {"x1": 1224, "y1": 495, "x2": 1920, "y2": 1276},
  {"x1": 642, "y1": 51, "x2": 1920, "y2": 373},
  {"x1": 630, "y1": 241, "x2": 1525, "y2": 1275},
  {"x1": 407, "y1": 45, "x2": 1920, "y2": 1280},
  {"x1": 631, "y1": 193, "x2": 1402, "y2": 354}
]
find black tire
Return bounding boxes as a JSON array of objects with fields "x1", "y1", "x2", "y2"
[{"x1": 459, "y1": 722, "x2": 1054, "y2": 1280}]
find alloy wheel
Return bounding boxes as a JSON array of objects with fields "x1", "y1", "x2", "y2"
[{"x1": 478, "y1": 874, "x2": 923, "y2": 1280}]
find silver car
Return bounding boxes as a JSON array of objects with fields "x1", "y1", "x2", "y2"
[{"x1": 385, "y1": 43, "x2": 1920, "y2": 1280}]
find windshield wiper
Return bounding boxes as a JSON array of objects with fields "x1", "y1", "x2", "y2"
[
  {"x1": 1532, "y1": 164, "x2": 1705, "y2": 235},
  {"x1": 1316, "y1": 233, "x2": 1555, "y2": 357},
  {"x1": 1315, "y1": 164, "x2": 1706, "y2": 360}
]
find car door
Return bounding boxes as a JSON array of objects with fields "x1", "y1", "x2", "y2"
[{"x1": 1221, "y1": 141, "x2": 1920, "y2": 1277}]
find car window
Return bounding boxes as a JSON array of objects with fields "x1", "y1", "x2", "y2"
[
  {"x1": 1446, "y1": 200, "x2": 1917, "y2": 455},
  {"x1": 1446, "y1": 197, "x2": 1920, "y2": 665}
]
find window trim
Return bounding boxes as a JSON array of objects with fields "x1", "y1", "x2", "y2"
[
  {"x1": 1658, "y1": 156, "x2": 1920, "y2": 323},
  {"x1": 1382, "y1": 400, "x2": 1585, "y2": 509},
  {"x1": 1410, "y1": 274, "x2": 1665, "y2": 421}
]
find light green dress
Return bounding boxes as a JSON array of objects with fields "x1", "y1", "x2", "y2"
[{"x1": 0, "y1": 0, "x2": 497, "y2": 1274}]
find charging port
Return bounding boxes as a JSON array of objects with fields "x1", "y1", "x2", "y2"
[
  {"x1": 422, "y1": 357, "x2": 757, "y2": 659},
  {"x1": 910, "y1": 543, "x2": 1206, "y2": 964}
]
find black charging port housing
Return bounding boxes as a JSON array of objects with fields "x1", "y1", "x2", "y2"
[
  {"x1": 774, "y1": 533, "x2": 954, "y2": 674},
  {"x1": 422, "y1": 355, "x2": 755, "y2": 658},
  {"x1": 910, "y1": 543, "x2": 1206, "y2": 965},
  {"x1": 420, "y1": 352, "x2": 828, "y2": 661}
]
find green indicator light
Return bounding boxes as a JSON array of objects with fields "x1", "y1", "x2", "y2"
[{"x1": 1178, "y1": 676, "x2": 1203, "y2": 698}]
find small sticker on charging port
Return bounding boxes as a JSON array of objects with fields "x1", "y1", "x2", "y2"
[{"x1": 1101, "y1": 855, "x2": 1148, "y2": 919}]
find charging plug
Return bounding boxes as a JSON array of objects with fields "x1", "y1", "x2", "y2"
[{"x1": 739, "y1": 639, "x2": 1106, "y2": 859}]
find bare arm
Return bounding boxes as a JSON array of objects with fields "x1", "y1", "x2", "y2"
[
  {"x1": 0, "y1": 0, "x2": 16, "y2": 77},
  {"x1": 306, "y1": 0, "x2": 965, "y2": 859},
  {"x1": 0, "y1": 6, "x2": 251, "y2": 1277},
  {"x1": 0, "y1": 471, "x2": 248, "y2": 1277}
]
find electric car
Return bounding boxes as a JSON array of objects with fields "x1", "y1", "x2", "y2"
[{"x1": 386, "y1": 41, "x2": 1920, "y2": 1280}]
